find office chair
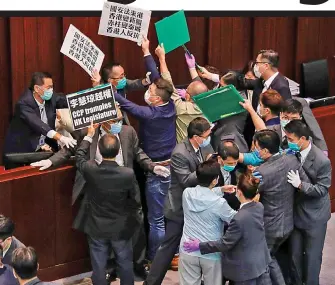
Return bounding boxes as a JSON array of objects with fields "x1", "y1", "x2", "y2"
[{"x1": 300, "y1": 59, "x2": 329, "y2": 100}]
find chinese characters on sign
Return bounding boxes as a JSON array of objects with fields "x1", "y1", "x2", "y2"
[
  {"x1": 61, "y1": 24, "x2": 105, "y2": 76},
  {"x1": 98, "y1": 2, "x2": 151, "y2": 45},
  {"x1": 66, "y1": 84, "x2": 118, "y2": 130}
]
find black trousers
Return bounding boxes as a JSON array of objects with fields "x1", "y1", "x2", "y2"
[{"x1": 144, "y1": 218, "x2": 183, "y2": 285}]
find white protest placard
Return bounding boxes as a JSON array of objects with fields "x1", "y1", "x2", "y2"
[
  {"x1": 61, "y1": 24, "x2": 105, "y2": 76},
  {"x1": 98, "y1": 1, "x2": 151, "y2": 46}
]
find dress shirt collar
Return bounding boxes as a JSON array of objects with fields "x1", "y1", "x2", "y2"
[
  {"x1": 300, "y1": 141, "x2": 312, "y2": 164},
  {"x1": 264, "y1": 72, "x2": 279, "y2": 90},
  {"x1": 239, "y1": 201, "x2": 252, "y2": 209}
]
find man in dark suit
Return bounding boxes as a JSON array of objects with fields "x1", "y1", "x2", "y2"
[
  {"x1": 183, "y1": 172, "x2": 272, "y2": 285},
  {"x1": 284, "y1": 120, "x2": 331, "y2": 285},
  {"x1": 75, "y1": 123, "x2": 141, "y2": 285},
  {"x1": 0, "y1": 245, "x2": 18, "y2": 285},
  {"x1": 0, "y1": 215, "x2": 25, "y2": 266},
  {"x1": 143, "y1": 117, "x2": 213, "y2": 285},
  {"x1": 243, "y1": 49, "x2": 292, "y2": 147},
  {"x1": 12, "y1": 247, "x2": 53, "y2": 285},
  {"x1": 31, "y1": 107, "x2": 169, "y2": 280},
  {"x1": 269, "y1": 98, "x2": 328, "y2": 154},
  {"x1": 3, "y1": 72, "x2": 76, "y2": 169},
  {"x1": 253, "y1": 129, "x2": 309, "y2": 285}
]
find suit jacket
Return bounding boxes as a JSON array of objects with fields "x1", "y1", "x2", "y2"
[
  {"x1": 164, "y1": 139, "x2": 213, "y2": 223},
  {"x1": 0, "y1": 264, "x2": 18, "y2": 285},
  {"x1": 74, "y1": 139, "x2": 142, "y2": 240},
  {"x1": 217, "y1": 169, "x2": 241, "y2": 211},
  {"x1": 2, "y1": 236, "x2": 25, "y2": 266},
  {"x1": 3, "y1": 89, "x2": 68, "y2": 154},
  {"x1": 199, "y1": 202, "x2": 271, "y2": 282},
  {"x1": 295, "y1": 144, "x2": 332, "y2": 229},
  {"x1": 257, "y1": 153, "x2": 309, "y2": 239},
  {"x1": 294, "y1": 97, "x2": 328, "y2": 152},
  {"x1": 22, "y1": 277, "x2": 54, "y2": 285},
  {"x1": 49, "y1": 125, "x2": 155, "y2": 205},
  {"x1": 245, "y1": 73, "x2": 292, "y2": 110}
]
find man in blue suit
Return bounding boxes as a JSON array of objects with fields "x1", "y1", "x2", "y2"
[{"x1": 3, "y1": 72, "x2": 76, "y2": 169}]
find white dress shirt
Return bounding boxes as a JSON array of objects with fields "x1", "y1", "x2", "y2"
[
  {"x1": 300, "y1": 142, "x2": 312, "y2": 164},
  {"x1": 257, "y1": 72, "x2": 280, "y2": 113},
  {"x1": 84, "y1": 128, "x2": 124, "y2": 166},
  {"x1": 239, "y1": 201, "x2": 253, "y2": 209}
]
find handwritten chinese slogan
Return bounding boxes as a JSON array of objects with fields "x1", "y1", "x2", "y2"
[
  {"x1": 98, "y1": 2, "x2": 151, "y2": 45},
  {"x1": 66, "y1": 84, "x2": 117, "y2": 130},
  {"x1": 61, "y1": 25, "x2": 105, "y2": 76}
]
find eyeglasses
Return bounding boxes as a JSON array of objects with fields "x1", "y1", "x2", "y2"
[{"x1": 253, "y1": 61, "x2": 271, "y2": 66}]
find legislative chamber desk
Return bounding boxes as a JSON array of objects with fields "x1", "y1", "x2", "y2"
[{"x1": 0, "y1": 104, "x2": 334, "y2": 281}]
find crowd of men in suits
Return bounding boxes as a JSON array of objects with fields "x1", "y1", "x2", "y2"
[{"x1": 1, "y1": 37, "x2": 332, "y2": 285}]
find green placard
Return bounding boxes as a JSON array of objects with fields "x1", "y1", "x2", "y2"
[
  {"x1": 192, "y1": 85, "x2": 246, "y2": 123},
  {"x1": 154, "y1": 10, "x2": 190, "y2": 54}
]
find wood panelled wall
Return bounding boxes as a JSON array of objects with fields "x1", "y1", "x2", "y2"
[{"x1": 1, "y1": 17, "x2": 335, "y2": 164}]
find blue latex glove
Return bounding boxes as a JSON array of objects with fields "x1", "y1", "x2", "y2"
[
  {"x1": 252, "y1": 170, "x2": 263, "y2": 183},
  {"x1": 183, "y1": 238, "x2": 200, "y2": 253},
  {"x1": 243, "y1": 151, "x2": 264, "y2": 166}
]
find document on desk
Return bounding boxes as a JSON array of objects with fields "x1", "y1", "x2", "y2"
[{"x1": 192, "y1": 85, "x2": 246, "y2": 123}]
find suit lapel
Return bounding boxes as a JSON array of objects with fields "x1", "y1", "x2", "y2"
[
  {"x1": 184, "y1": 140, "x2": 200, "y2": 167},
  {"x1": 303, "y1": 145, "x2": 316, "y2": 182},
  {"x1": 119, "y1": 127, "x2": 129, "y2": 167}
]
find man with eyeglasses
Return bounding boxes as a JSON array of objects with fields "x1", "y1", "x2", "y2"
[
  {"x1": 3, "y1": 72, "x2": 77, "y2": 169},
  {"x1": 92, "y1": 62, "x2": 151, "y2": 126},
  {"x1": 0, "y1": 215, "x2": 25, "y2": 266}
]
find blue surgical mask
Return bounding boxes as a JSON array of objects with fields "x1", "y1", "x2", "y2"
[
  {"x1": 254, "y1": 148, "x2": 261, "y2": 159},
  {"x1": 280, "y1": 119, "x2": 290, "y2": 129},
  {"x1": 41, "y1": 88, "x2": 53, "y2": 101},
  {"x1": 288, "y1": 140, "x2": 301, "y2": 152},
  {"x1": 223, "y1": 164, "x2": 236, "y2": 172},
  {"x1": 199, "y1": 136, "x2": 211, "y2": 148},
  {"x1": 110, "y1": 121, "x2": 122, "y2": 134},
  {"x1": 116, "y1": 77, "x2": 127, "y2": 90}
]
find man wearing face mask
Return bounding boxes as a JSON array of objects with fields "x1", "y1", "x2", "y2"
[
  {"x1": 269, "y1": 99, "x2": 328, "y2": 155},
  {"x1": 0, "y1": 215, "x2": 25, "y2": 266},
  {"x1": 154, "y1": 44, "x2": 208, "y2": 143},
  {"x1": 252, "y1": 129, "x2": 309, "y2": 285},
  {"x1": 284, "y1": 120, "x2": 331, "y2": 285},
  {"x1": 3, "y1": 72, "x2": 76, "y2": 169},
  {"x1": 92, "y1": 63, "x2": 151, "y2": 125},
  {"x1": 143, "y1": 117, "x2": 213, "y2": 285},
  {"x1": 208, "y1": 140, "x2": 242, "y2": 211},
  {"x1": 30, "y1": 106, "x2": 169, "y2": 280}
]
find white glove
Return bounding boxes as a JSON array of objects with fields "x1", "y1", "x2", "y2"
[
  {"x1": 145, "y1": 72, "x2": 151, "y2": 85},
  {"x1": 59, "y1": 136, "x2": 77, "y2": 148},
  {"x1": 30, "y1": 159, "x2": 52, "y2": 171},
  {"x1": 153, "y1": 166, "x2": 170, "y2": 178},
  {"x1": 287, "y1": 170, "x2": 301, "y2": 188}
]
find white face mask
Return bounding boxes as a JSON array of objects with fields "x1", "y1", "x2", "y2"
[
  {"x1": 144, "y1": 90, "x2": 152, "y2": 105},
  {"x1": 253, "y1": 64, "x2": 262, "y2": 79}
]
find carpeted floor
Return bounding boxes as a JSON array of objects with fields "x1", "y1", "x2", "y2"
[{"x1": 57, "y1": 213, "x2": 335, "y2": 285}]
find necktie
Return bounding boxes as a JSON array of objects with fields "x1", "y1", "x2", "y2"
[
  {"x1": 296, "y1": 152, "x2": 302, "y2": 162},
  {"x1": 196, "y1": 150, "x2": 203, "y2": 163},
  {"x1": 37, "y1": 106, "x2": 48, "y2": 149},
  {"x1": 282, "y1": 136, "x2": 288, "y2": 149}
]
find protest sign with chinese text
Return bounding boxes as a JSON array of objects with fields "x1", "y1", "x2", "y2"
[
  {"x1": 66, "y1": 84, "x2": 117, "y2": 130},
  {"x1": 98, "y1": 1, "x2": 151, "y2": 45},
  {"x1": 61, "y1": 24, "x2": 105, "y2": 76}
]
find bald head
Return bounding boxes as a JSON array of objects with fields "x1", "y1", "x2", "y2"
[
  {"x1": 187, "y1": 81, "x2": 208, "y2": 98},
  {"x1": 98, "y1": 134, "x2": 120, "y2": 159}
]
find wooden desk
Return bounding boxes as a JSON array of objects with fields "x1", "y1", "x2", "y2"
[
  {"x1": 313, "y1": 105, "x2": 335, "y2": 212},
  {"x1": 0, "y1": 164, "x2": 91, "y2": 281}
]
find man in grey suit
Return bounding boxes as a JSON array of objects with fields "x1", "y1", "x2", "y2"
[
  {"x1": 253, "y1": 129, "x2": 309, "y2": 285},
  {"x1": 183, "y1": 172, "x2": 272, "y2": 285},
  {"x1": 269, "y1": 98, "x2": 328, "y2": 154},
  {"x1": 285, "y1": 120, "x2": 331, "y2": 285},
  {"x1": 143, "y1": 117, "x2": 213, "y2": 285},
  {"x1": 30, "y1": 107, "x2": 170, "y2": 280}
]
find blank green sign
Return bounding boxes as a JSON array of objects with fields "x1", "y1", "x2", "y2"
[{"x1": 155, "y1": 10, "x2": 190, "y2": 53}]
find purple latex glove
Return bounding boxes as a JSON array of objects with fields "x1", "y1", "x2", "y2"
[
  {"x1": 323, "y1": 150, "x2": 328, "y2": 157},
  {"x1": 185, "y1": 53, "x2": 196, "y2": 69},
  {"x1": 176, "y1": 88, "x2": 187, "y2": 99},
  {"x1": 183, "y1": 238, "x2": 200, "y2": 252}
]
